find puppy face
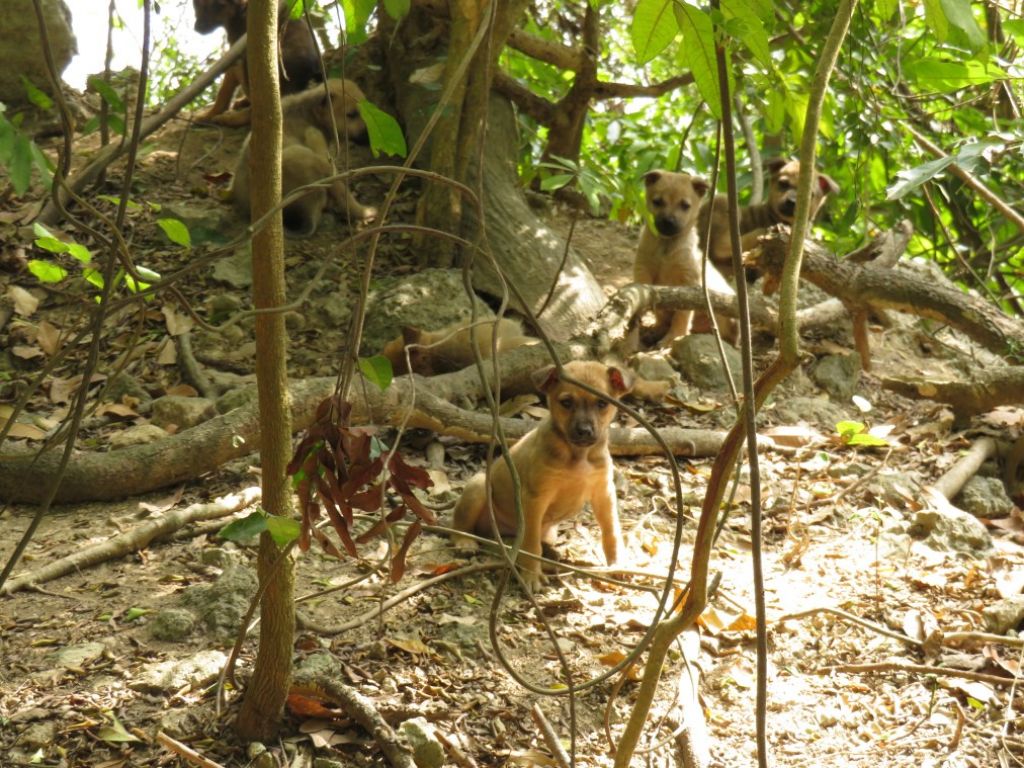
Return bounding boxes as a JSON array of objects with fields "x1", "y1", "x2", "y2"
[
  {"x1": 380, "y1": 326, "x2": 424, "y2": 376},
  {"x1": 533, "y1": 361, "x2": 633, "y2": 448},
  {"x1": 315, "y1": 78, "x2": 370, "y2": 146},
  {"x1": 643, "y1": 170, "x2": 710, "y2": 239},
  {"x1": 766, "y1": 159, "x2": 839, "y2": 223},
  {"x1": 192, "y1": 0, "x2": 243, "y2": 33}
]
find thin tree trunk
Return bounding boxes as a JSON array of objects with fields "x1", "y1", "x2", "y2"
[{"x1": 235, "y1": 0, "x2": 295, "y2": 742}]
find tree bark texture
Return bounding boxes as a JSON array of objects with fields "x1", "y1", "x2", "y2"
[{"x1": 234, "y1": 0, "x2": 295, "y2": 743}]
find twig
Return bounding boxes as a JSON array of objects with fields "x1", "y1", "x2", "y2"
[
  {"x1": 435, "y1": 731, "x2": 479, "y2": 768},
  {"x1": 0, "y1": 488, "x2": 260, "y2": 595},
  {"x1": 928, "y1": 436, "x2": 998, "y2": 501},
  {"x1": 155, "y1": 731, "x2": 227, "y2": 768},
  {"x1": 531, "y1": 704, "x2": 571, "y2": 768},
  {"x1": 779, "y1": 605, "x2": 922, "y2": 646},
  {"x1": 819, "y1": 661, "x2": 1017, "y2": 686}
]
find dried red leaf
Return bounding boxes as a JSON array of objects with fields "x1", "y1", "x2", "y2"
[
  {"x1": 349, "y1": 483, "x2": 385, "y2": 512},
  {"x1": 390, "y1": 522, "x2": 422, "y2": 582}
]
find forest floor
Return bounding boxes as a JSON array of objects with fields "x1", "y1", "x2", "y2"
[{"x1": 1, "y1": 107, "x2": 1023, "y2": 768}]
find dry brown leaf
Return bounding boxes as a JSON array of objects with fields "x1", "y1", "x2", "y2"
[
  {"x1": 37, "y1": 320, "x2": 61, "y2": 356},
  {"x1": 765, "y1": 424, "x2": 821, "y2": 448},
  {"x1": 156, "y1": 337, "x2": 177, "y2": 365},
  {"x1": 2, "y1": 421, "x2": 46, "y2": 440},
  {"x1": 95, "y1": 403, "x2": 139, "y2": 419},
  {"x1": 727, "y1": 612, "x2": 757, "y2": 632},
  {"x1": 387, "y1": 637, "x2": 432, "y2": 656},
  {"x1": 49, "y1": 376, "x2": 79, "y2": 404},
  {"x1": 11, "y1": 344, "x2": 43, "y2": 360},
  {"x1": 165, "y1": 383, "x2": 199, "y2": 397},
  {"x1": 7, "y1": 285, "x2": 39, "y2": 316},
  {"x1": 162, "y1": 304, "x2": 195, "y2": 336}
]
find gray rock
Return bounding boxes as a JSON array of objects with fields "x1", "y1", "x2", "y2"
[
  {"x1": 296, "y1": 652, "x2": 344, "y2": 680},
  {"x1": 810, "y1": 354, "x2": 860, "y2": 401},
  {"x1": 212, "y1": 246, "x2": 253, "y2": 288},
  {"x1": 179, "y1": 565, "x2": 258, "y2": 641},
  {"x1": 865, "y1": 471, "x2": 919, "y2": 506},
  {"x1": 670, "y1": 334, "x2": 741, "y2": 391},
  {"x1": 104, "y1": 373, "x2": 152, "y2": 406},
  {"x1": 132, "y1": 650, "x2": 227, "y2": 693},
  {"x1": 150, "y1": 395, "x2": 217, "y2": 430},
  {"x1": 631, "y1": 352, "x2": 680, "y2": 385},
  {"x1": 363, "y1": 269, "x2": 495, "y2": 354},
  {"x1": 206, "y1": 294, "x2": 243, "y2": 324},
  {"x1": 16, "y1": 720, "x2": 56, "y2": 750},
  {"x1": 909, "y1": 504, "x2": 992, "y2": 556},
  {"x1": 109, "y1": 424, "x2": 168, "y2": 450},
  {"x1": 163, "y1": 202, "x2": 235, "y2": 246},
  {"x1": 400, "y1": 717, "x2": 444, "y2": 768},
  {"x1": 982, "y1": 596, "x2": 1024, "y2": 635},
  {"x1": 216, "y1": 385, "x2": 258, "y2": 414},
  {"x1": 52, "y1": 641, "x2": 105, "y2": 669},
  {"x1": 767, "y1": 395, "x2": 845, "y2": 429},
  {"x1": 148, "y1": 608, "x2": 198, "y2": 642},
  {"x1": 0, "y1": 1, "x2": 75, "y2": 103},
  {"x1": 199, "y1": 546, "x2": 244, "y2": 570},
  {"x1": 956, "y1": 476, "x2": 1014, "y2": 519}
]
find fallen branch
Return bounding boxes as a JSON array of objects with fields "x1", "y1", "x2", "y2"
[
  {"x1": 155, "y1": 731, "x2": 227, "y2": 768},
  {"x1": 883, "y1": 367, "x2": 1024, "y2": 420},
  {"x1": 819, "y1": 661, "x2": 1017, "y2": 687},
  {"x1": 927, "y1": 436, "x2": 999, "y2": 500},
  {"x1": 0, "y1": 487, "x2": 260, "y2": 595}
]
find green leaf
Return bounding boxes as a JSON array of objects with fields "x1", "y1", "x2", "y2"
[
  {"x1": 721, "y1": 0, "x2": 772, "y2": 68},
  {"x1": 674, "y1": 4, "x2": 722, "y2": 119},
  {"x1": 764, "y1": 89, "x2": 785, "y2": 134},
  {"x1": 157, "y1": 218, "x2": 192, "y2": 248},
  {"x1": 97, "y1": 713, "x2": 140, "y2": 743},
  {"x1": 83, "y1": 268, "x2": 105, "y2": 290},
  {"x1": 27, "y1": 260, "x2": 68, "y2": 283},
  {"x1": 219, "y1": 511, "x2": 268, "y2": 542},
  {"x1": 10, "y1": 134, "x2": 33, "y2": 195},
  {"x1": 1004, "y1": 20, "x2": 1024, "y2": 46},
  {"x1": 835, "y1": 420, "x2": 866, "y2": 439},
  {"x1": 136, "y1": 265, "x2": 162, "y2": 282},
  {"x1": 67, "y1": 242, "x2": 92, "y2": 264},
  {"x1": 87, "y1": 75, "x2": 126, "y2": 112},
  {"x1": 287, "y1": 0, "x2": 305, "y2": 19},
  {"x1": 266, "y1": 515, "x2": 302, "y2": 547},
  {"x1": 19, "y1": 76, "x2": 53, "y2": 111},
  {"x1": 123, "y1": 607, "x2": 149, "y2": 622},
  {"x1": 358, "y1": 101, "x2": 407, "y2": 158},
  {"x1": 923, "y1": 0, "x2": 949, "y2": 42},
  {"x1": 632, "y1": 0, "x2": 678, "y2": 64},
  {"x1": 905, "y1": 58, "x2": 1005, "y2": 93},
  {"x1": 359, "y1": 354, "x2": 394, "y2": 391},
  {"x1": 886, "y1": 155, "x2": 956, "y2": 200},
  {"x1": 34, "y1": 235, "x2": 69, "y2": 255},
  {"x1": 875, "y1": 0, "x2": 898, "y2": 21},
  {"x1": 28, "y1": 140, "x2": 53, "y2": 189},
  {"x1": 540, "y1": 173, "x2": 575, "y2": 191},
  {"x1": 383, "y1": 0, "x2": 410, "y2": 20},
  {"x1": 341, "y1": 0, "x2": 376, "y2": 44},
  {"x1": 846, "y1": 432, "x2": 890, "y2": 447},
  {"x1": 938, "y1": 0, "x2": 985, "y2": 51}
]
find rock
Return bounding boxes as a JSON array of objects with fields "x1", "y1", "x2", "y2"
[
  {"x1": 148, "y1": 608, "x2": 198, "y2": 642},
  {"x1": 631, "y1": 351, "x2": 681, "y2": 386},
  {"x1": 16, "y1": 720, "x2": 56, "y2": 750},
  {"x1": 179, "y1": 565, "x2": 258, "y2": 641},
  {"x1": 982, "y1": 596, "x2": 1024, "y2": 635},
  {"x1": 669, "y1": 335, "x2": 741, "y2": 391},
  {"x1": 216, "y1": 385, "x2": 258, "y2": 414},
  {"x1": 295, "y1": 652, "x2": 344, "y2": 680},
  {"x1": 104, "y1": 373, "x2": 152, "y2": 407},
  {"x1": 52, "y1": 641, "x2": 105, "y2": 669},
  {"x1": 212, "y1": 246, "x2": 253, "y2": 288},
  {"x1": 908, "y1": 503, "x2": 992, "y2": 556},
  {"x1": 956, "y1": 476, "x2": 1013, "y2": 519},
  {"x1": 810, "y1": 354, "x2": 860, "y2": 401},
  {"x1": 768, "y1": 395, "x2": 845, "y2": 429},
  {"x1": 163, "y1": 201, "x2": 235, "y2": 246},
  {"x1": 199, "y1": 546, "x2": 244, "y2": 570},
  {"x1": 132, "y1": 650, "x2": 227, "y2": 693},
  {"x1": 206, "y1": 293, "x2": 243, "y2": 323},
  {"x1": 865, "y1": 471, "x2": 919, "y2": 506},
  {"x1": 109, "y1": 424, "x2": 168, "y2": 450},
  {"x1": 0, "y1": 0, "x2": 76, "y2": 104},
  {"x1": 400, "y1": 717, "x2": 445, "y2": 768},
  {"x1": 150, "y1": 395, "x2": 217, "y2": 430},
  {"x1": 363, "y1": 269, "x2": 495, "y2": 354}
]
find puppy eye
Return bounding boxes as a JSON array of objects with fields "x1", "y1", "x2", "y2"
[
  {"x1": 679, "y1": 201, "x2": 691, "y2": 211},
  {"x1": 347, "y1": 110, "x2": 359, "y2": 119},
  {"x1": 777, "y1": 180, "x2": 791, "y2": 190},
  {"x1": 596, "y1": 399, "x2": 609, "y2": 410},
  {"x1": 558, "y1": 396, "x2": 573, "y2": 409},
  {"x1": 651, "y1": 197, "x2": 663, "y2": 207}
]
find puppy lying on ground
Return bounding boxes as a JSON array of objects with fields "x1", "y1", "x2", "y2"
[
  {"x1": 699, "y1": 158, "x2": 839, "y2": 279},
  {"x1": 452, "y1": 361, "x2": 632, "y2": 591},
  {"x1": 381, "y1": 317, "x2": 535, "y2": 376},
  {"x1": 634, "y1": 169, "x2": 737, "y2": 347},
  {"x1": 193, "y1": 0, "x2": 320, "y2": 124},
  {"x1": 230, "y1": 78, "x2": 376, "y2": 237}
]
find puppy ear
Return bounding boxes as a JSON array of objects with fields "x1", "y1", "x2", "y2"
[
  {"x1": 401, "y1": 326, "x2": 422, "y2": 345},
  {"x1": 817, "y1": 173, "x2": 839, "y2": 196},
  {"x1": 690, "y1": 177, "x2": 710, "y2": 199},
  {"x1": 766, "y1": 158, "x2": 788, "y2": 176},
  {"x1": 643, "y1": 170, "x2": 663, "y2": 187},
  {"x1": 531, "y1": 365, "x2": 560, "y2": 393},
  {"x1": 607, "y1": 366, "x2": 635, "y2": 395}
]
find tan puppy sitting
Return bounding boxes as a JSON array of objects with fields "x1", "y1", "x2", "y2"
[
  {"x1": 230, "y1": 78, "x2": 377, "y2": 237},
  {"x1": 700, "y1": 158, "x2": 840, "y2": 278},
  {"x1": 452, "y1": 361, "x2": 632, "y2": 591},
  {"x1": 634, "y1": 170, "x2": 736, "y2": 347},
  {"x1": 381, "y1": 317, "x2": 535, "y2": 376}
]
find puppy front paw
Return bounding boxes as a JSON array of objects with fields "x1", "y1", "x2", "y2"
[{"x1": 450, "y1": 532, "x2": 479, "y2": 554}]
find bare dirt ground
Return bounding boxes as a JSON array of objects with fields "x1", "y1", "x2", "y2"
[{"x1": 1, "y1": 108, "x2": 1023, "y2": 768}]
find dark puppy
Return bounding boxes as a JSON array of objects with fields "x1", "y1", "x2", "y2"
[
  {"x1": 700, "y1": 158, "x2": 839, "y2": 278},
  {"x1": 193, "y1": 0, "x2": 319, "y2": 123},
  {"x1": 452, "y1": 361, "x2": 632, "y2": 591}
]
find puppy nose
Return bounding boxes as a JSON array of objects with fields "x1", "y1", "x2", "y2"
[
  {"x1": 654, "y1": 217, "x2": 680, "y2": 237},
  {"x1": 570, "y1": 421, "x2": 596, "y2": 444}
]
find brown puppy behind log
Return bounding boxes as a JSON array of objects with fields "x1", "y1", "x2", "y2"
[
  {"x1": 193, "y1": 0, "x2": 319, "y2": 123},
  {"x1": 634, "y1": 170, "x2": 737, "y2": 347},
  {"x1": 699, "y1": 158, "x2": 839, "y2": 279},
  {"x1": 229, "y1": 78, "x2": 377, "y2": 237},
  {"x1": 452, "y1": 361, "x2": 632, "y2": 591},
  {"x1": 381, "y1": 317, "x2": 536, "y2": 376}
]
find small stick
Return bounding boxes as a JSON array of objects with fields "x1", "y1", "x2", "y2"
[
  {"x1": 155, "y1": 731, "x2": 227, "y2": 768},
  {"x1": 819, "y1": 661, "x2": 1017, "y2": 686},
  {"x1": 531, "y1": 703, "x2": 571, "y2": 768},
  {"x1": 928, "y1": 436, "x2": 998, "y2": 501}
]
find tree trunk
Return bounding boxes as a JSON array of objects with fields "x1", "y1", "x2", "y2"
[
  {"x1": 382, "y1": 2, "x2": 607, "y2": 340},
  {"x1": 234, "y1": 0, "x2": 295, "y2": 743}
]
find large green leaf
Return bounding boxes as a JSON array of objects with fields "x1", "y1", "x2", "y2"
[
  {"x1": 938, "y1": 0, "x2": 985, "y2": 52},
  {"x1": 358, "y1": 101, "x2": 407, "y2": 158},
  {"x1": 157, "y1": 217, "x2": 192, "y2": 248},
  {"x1": 905, "y1": 58, "x2": 1006, "y2": 93},
  {"x1": 674, "y1": 3, "x2": 722, "y2": 119},
  {"x1": 721, "y1": 0, "x2": 772, "y2": 69},
  {"x1": 359, "y1": 354, "x2": 394, "y2": 391},
  {"x1": 632, "y1": 0, "x2": 678, "y2": 65},
  {"x1": 340, "y1": 0, "x2": 375, "y2": 44}
]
